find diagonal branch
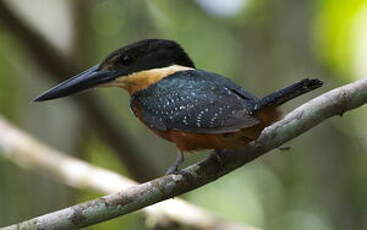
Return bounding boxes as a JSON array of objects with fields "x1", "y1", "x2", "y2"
[
  {"x1": 0, "y1": 0, "x2": 158, "y2": 181},
  {"x1": 0, "y1": 116, "x2": 256, "y2": 230},
  {"x1": 2, "y1": 76, "x2": 367, "y2": 229}
]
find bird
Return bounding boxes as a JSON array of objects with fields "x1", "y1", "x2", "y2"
[{"x1": 34, "y1": 39, "x2": 323, "y2": 175}]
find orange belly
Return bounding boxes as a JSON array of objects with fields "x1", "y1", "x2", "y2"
[{"x1": 150, "y1": 107, "x2": 281, "y2": 152}]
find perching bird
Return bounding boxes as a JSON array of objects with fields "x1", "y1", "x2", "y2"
[{"x1": 34, "y1": 39, "x2": 323, "y2": 174}]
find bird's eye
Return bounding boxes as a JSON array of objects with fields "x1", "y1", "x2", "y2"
[{"x1": 121, "y1": 55, "x2": 133, "y2": 65}]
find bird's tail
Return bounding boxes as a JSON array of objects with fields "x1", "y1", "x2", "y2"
[{"x1": 253, "y1": 78, "x2": 323, "y2": 112}]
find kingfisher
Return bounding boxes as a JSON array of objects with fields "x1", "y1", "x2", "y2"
[{"x1": 34, "y1": 39, "x2": 323, "y2": 174}]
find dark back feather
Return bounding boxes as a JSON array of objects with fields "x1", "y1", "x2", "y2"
[{"x1": 130, "y1": 70, "x2": 260, "y2": 134}]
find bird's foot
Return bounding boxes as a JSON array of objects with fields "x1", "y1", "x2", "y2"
[
  {"x1": 165, "y1": 150, "x2": 185, "y2": 175},
  {"x1": 165, "y1": 165, "x2": 182, "y2": 175}
]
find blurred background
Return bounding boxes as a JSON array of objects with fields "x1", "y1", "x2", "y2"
[{"x1": 0, "y1": 0, "x2": 366, "y2": 229}]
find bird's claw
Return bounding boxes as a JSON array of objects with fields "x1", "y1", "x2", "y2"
[
  {"x1": 165, "y1": 150, "x2": 185, "y2": 175},
  {"x1": 165, "y1": 165, "x2": 179, "y2": 175},
  {"x1": 165, "y1": 167, "x2": 185, "y2": 176}
]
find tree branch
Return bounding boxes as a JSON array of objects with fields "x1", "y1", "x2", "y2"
[
  {"x1": 0, "y1": 117, "x2": 255, "y2": 230},
  {"x1": 0, "y1": 0, "x2": 159, "y2": 181},
  {"x1": 1, "y1": 76, "x2": 366, "y2": 229}
]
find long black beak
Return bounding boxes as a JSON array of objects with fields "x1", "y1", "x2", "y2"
[{"x1": 34, "y1": 65, "x2": 123, "y2": 102}]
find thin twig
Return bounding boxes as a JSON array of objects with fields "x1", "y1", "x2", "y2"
[
  {"x1": 0, "y1": 116, "x2": 256, "y2": 230},
  {"x1": 2, "y1": 76, "x2": 367, "y2": 229}
]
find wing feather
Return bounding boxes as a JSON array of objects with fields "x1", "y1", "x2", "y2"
[{"x1": 130, "y1": 70, "x2": 260, "y2": 134}]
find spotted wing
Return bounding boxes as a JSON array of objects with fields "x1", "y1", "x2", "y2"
[{"x1": 130, "y1": 70, "x2": 260, "y2": 134}]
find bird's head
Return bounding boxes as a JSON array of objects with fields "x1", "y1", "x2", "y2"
[{"x1": 34, "y1": 39, "x2": 195, "y2": 101}]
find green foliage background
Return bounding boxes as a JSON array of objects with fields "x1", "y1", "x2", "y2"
[{"x1": 0, "y1": 0, "x2": 366, "y2": 229}]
